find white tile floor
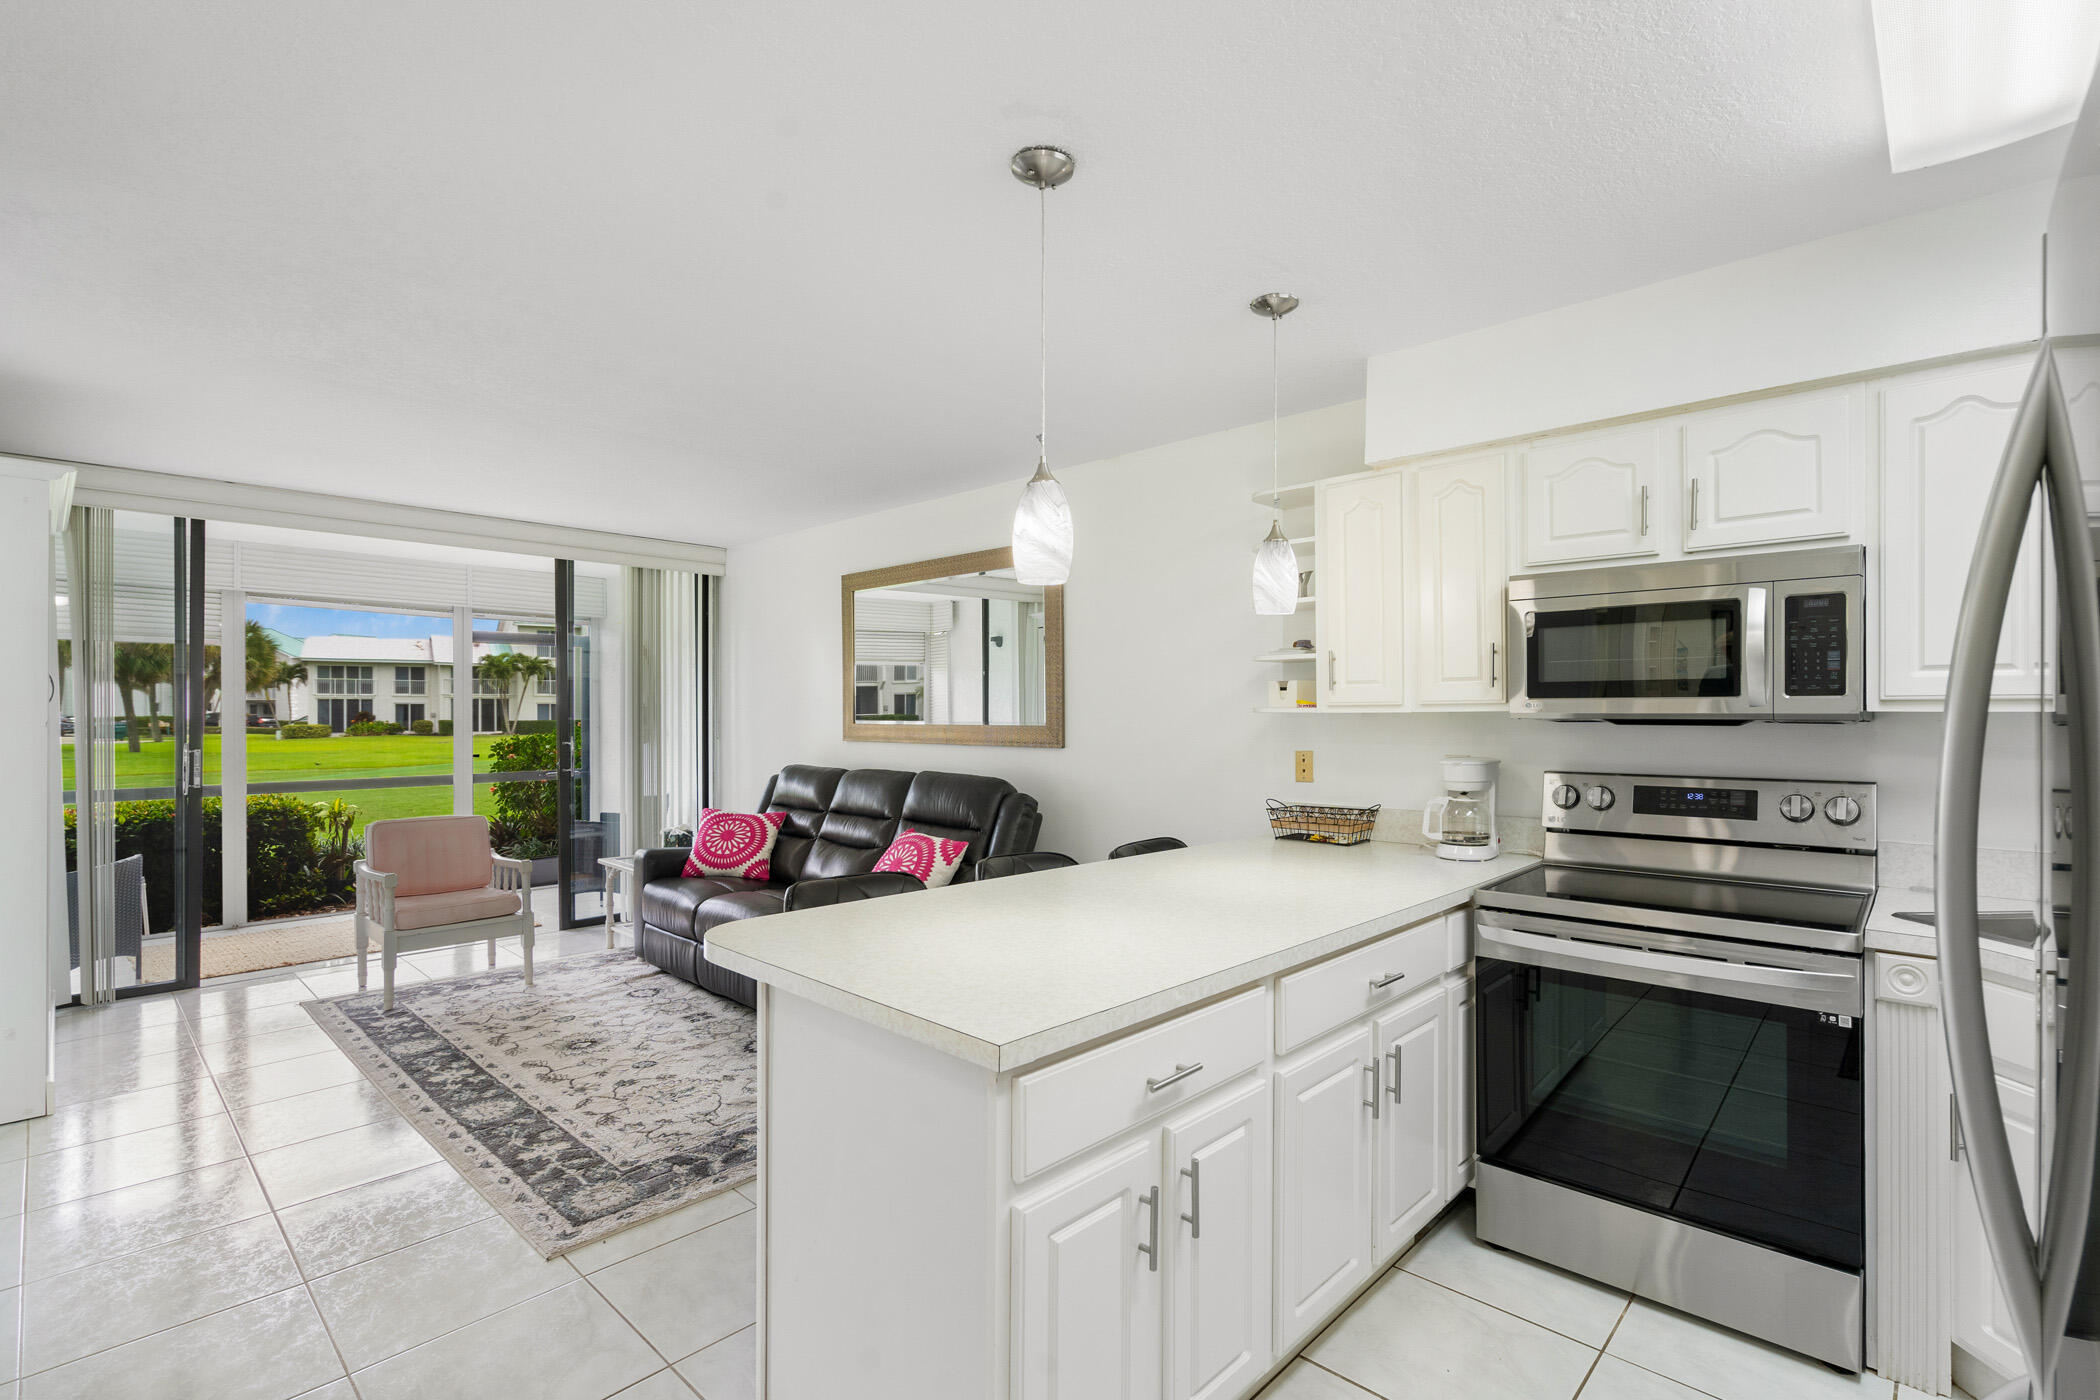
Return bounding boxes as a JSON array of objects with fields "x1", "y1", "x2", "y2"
[
  {"x1": 11, "y1": 926, "x2": 756, "y2": 1400},
  {"x1": 1259, "y1": 1202, "x2": 1975, "y2": 1400},
  {"x1": 19, "y1": 929, "x2": 1973, "y2": 1400}
]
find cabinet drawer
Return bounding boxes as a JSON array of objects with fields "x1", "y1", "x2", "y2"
[
  {"x1": 1276, "y1": 918, "x2": 1451, "y2": 1054},
  {"x1": 1012, "y1": 987, "x2": 1269, "y2": 1182}
]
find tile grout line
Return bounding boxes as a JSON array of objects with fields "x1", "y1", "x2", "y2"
[
  {"x1": 1568, "y1": 1297, "x2": 1633, "y2": 1399},
  {"x1": 1397, "y1": 1255, "x2": 1636, "y2": 1354},
  {"x1": 1300, "y1": 1354, "x2": 1389, "y2": 1397}
]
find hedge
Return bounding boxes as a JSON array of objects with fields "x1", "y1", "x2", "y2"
[
  {"x1": 346, "y1": 720, "x2": 402, "y2": 736},
  {"x1": 277, "y1": 723, "x2": 332, "y2": 740},
  {"x1": 63, "y1": 794, "x2": 362, "y2": 927},
  {"x1": 410, "y1": 719, "x2": 435, "y2": 735}
]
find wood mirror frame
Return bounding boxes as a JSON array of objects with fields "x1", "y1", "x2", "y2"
[{"x1": 841, "y1": 546, "x2": 1065, "y2": 748}]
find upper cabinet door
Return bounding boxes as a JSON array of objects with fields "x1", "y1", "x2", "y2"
[
  {"x1": 1516, "y1": 424, "x2": 1664, "y2": 567},
  {"x1": 1316, "y1": 474, "x2": 1407, "y2": 706},
  {"x1": 1679, "y1": 384, "x2": 1863, "y2": 552},
  {"x1": 1012, "y1": 1139, "x2": 1164, "y2": 1400},
  {"x1": 2050, "y1": 342, "x2": 2100, "y2": 512},
  {"x1": 1164, "y1": 1077, "x2": 1273, "y2": 1400},
  {"x1": 1411, "y1": 454, "x2": 1508, "y2": 707},
  {"x1": 1877, "y1": 356, "x2": 2044, "y2": 702}
]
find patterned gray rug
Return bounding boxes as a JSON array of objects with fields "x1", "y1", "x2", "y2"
[{"x1": 303, "y1": 950, "x2": 755, "y2": 1258}]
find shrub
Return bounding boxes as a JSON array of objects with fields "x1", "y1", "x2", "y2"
[
  {"x1": 277, "y1": 723, "x2": 331, "y2": 740},
  {"x1": 410, "y1": 719, "x2": 435, "y2": 735},
  {"x1": 61, "y1": 793, "x2": 361, "y2": 927},
  {"x1": 486, "y1": 731, "x2": 558, "y2": 858},
  {"x1": 346, "y1": 720, "x2": 401, "y2": 736},
  {"x1": 437, "y1": 720, "x2": 454, "y2": 736}
]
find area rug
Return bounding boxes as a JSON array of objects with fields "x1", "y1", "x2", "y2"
[{"x1": 302, "y1": 949, "x2": 755, "y2": 1258}]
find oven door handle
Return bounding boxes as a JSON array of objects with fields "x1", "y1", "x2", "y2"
[{"x1": 1475, "y1": 922, "x2": 1863, "y2": 1016}]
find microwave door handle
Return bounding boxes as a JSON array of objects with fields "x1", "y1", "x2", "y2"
[
  {"x1": 1937, "y1": 346, "x2": 2074, "y2": 1389},
  {"x1": 1742, "y1": 585, "x2": 1768, "y2": 709}
]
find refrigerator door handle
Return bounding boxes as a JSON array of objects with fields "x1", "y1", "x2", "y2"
[{"x1": 1940, "y1": 343, "x2": 2100, "y2": 1398}]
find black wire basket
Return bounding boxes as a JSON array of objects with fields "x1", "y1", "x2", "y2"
[{"x1": 1266, "y1": 799, "x2": 1382, "y2": 846}]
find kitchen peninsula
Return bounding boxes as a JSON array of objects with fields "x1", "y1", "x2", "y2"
[{"x1": 706, "y1": 838, "x2": 1539, "y2": 1400}]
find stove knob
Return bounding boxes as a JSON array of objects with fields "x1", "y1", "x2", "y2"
[
  {"x1": 1778, "y1": 793, "x2": 1815, "y2": 823},
  {"x1": 1824, "y1": 795, "x2": 1861, "y2": 827},
  {"x1": 1550, "y1": 784, "x2": 1581, "y2": 810},
  {"x1": 1583, "y1": 785, "x2": 1616, "y2": 811}
]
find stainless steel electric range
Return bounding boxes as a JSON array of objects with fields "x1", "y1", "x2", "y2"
[{"x1": 1471, "y1": 771, "x2": 1875, "y2": 1373}]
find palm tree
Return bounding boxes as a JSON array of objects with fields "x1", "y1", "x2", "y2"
[
  {"x1": 475, "y1": 652, "x2": 556, "y2": 734},
  {"x1": 270, "y1": 658, "x2": 305, "y2": 723},
  {"x1": 110, "y1": 644, "x2": 169, "y2": 753}
]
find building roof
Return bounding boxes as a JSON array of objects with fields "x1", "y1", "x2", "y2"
[{"x1": 294, "y1": 635, "x2": 524, "y2": 665}]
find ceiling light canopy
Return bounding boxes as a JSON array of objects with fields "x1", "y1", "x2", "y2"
[{"x1": 1870, "y1": 0, "x2": 2100, "y2": 172}]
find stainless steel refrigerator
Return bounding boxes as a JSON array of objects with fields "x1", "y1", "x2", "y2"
[{"x1": 1939, "y1": 54, "x2": 2100, "y2": 1400}]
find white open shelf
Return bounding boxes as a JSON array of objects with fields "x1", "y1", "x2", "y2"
[{"x1": 1255, "y1": 649, "x2": 1317, "y2": 663}]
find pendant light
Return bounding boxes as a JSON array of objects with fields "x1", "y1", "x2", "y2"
[
  {"x1": 1251, "y1": 292, "x2": 1302, "y2": 615},
  {"x1": 1009, "y1": 145, "x2": 1076, "y2": 586}
]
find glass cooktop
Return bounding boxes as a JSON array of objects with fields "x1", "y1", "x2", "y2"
[{"x1": 1478, "y1": 864, "x2": 1869, "y2": 936}]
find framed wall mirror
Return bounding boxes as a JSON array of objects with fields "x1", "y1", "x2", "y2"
[{"x1": 842, "y1": 546, "x2": 1064, "y2": 747}]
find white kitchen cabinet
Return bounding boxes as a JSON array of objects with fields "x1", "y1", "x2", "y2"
[
  {"x1": 2052, "y1": 342, "x2": 2100, "y2": 511},
  {"x1": 1876, "y1": 355, "x2": 2046, "y2": 703},
  {"x1": 1316, "y1": 473, "x2": 1408, "y2": 706},
  {"x1": 1952, "y1": 1075, "x2": 2043, "y2": 1383},
  {"x1": 1410, "y1": 453, "x2": 1508, "y2": 707},
  {"x1": 1164, "y1": 1078, "x2": 1273, "y2": 1400},
  {"x1": 1373, "y1": 987, "x2": 1445, "y2": 1255},
  {"x1": 1273, "y1": 1026, "x2": 1377, "y2": 1348},
  {"x1": 1446, "y1": 979, "x2": 1475, "y2": 1192},
  {"x1": 1516, "y1": 423, "x2": 1666, "y2": 567},
  {"x1": 1678, "y1": 383, "x2": 1862, "y2": 552},
  {"x1": 1013, "y1": 1138, "x2": 1164, "y2": 1400}
]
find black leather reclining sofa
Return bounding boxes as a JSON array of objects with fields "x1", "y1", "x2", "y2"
[{"x1": 634, "y1": 765, "x2": 1042, "y2": 1006}]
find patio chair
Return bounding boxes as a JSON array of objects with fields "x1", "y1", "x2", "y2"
[
  {"x1": 355, "y1": 815, "x2": 534, "y2": 1010},
  {"x1": 65, "y1": 853, "x2": 149, "y2": 978}
]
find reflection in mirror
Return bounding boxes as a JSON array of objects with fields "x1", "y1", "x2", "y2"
[
  {"x1": 841, "y1": 547, "x2": 1063, "y2": 747},
  {"x1": 853, "y1": 571, "x2": 1047, "y2": 726}
]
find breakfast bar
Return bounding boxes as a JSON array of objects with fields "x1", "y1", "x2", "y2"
[{"x1": 707, "y1": 838, "x2": 1538, "y2": 1400}]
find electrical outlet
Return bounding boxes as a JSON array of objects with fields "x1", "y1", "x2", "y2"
[{"x1": 1294, "y1": 750, "x2": 1314, "y2": 783}]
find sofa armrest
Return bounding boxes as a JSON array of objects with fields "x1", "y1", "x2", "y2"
[
  {"x1": 635, "y1": 846, "x2": 690, "y2": 886},
  {"x1": 784, "y1": 871, "x2": 925, "y2": 912}
]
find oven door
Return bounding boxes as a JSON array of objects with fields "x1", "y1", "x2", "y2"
[
  {"x1": 1510, "y1": 582, "x2": 1768, "y2": 720},
  {"x1": 1475, "y1": 913, "x2": 1866, "y2": 1274}
]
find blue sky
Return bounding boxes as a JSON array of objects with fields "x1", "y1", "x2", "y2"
[{"x1": 248, "y1": 603, "x2": 498, "y2": 640}]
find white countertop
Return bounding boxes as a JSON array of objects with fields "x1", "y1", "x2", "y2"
[
  {"x1": 706, "y1": 839, "x2": 1540, "y2": 1073},
  {"x1": 1865, "y1": 886, "x2": 2049, "y2": 981}
]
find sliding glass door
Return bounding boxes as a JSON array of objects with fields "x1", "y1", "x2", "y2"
[{"x1": 61, "y1": 510, "x2": 207, "y2": 1001}]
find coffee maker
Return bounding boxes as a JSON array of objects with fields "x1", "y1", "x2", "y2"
[{"x1": 1422, "y1": 756, "x2": 1501, "y2": 861}]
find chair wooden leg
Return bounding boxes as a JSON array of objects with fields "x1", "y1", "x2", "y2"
[
  {"x1": 521, "y1": 918, "x2": 534, "y2": 988},
  {"x1": 382, "y1": 934, "x2": 396, "y2": 1012},
  {"x1": 355, "y1": 912, "x2": 368, "y2": 991},
  {"x1": 487, "y1": 937, "x2": 496, "y2": 968}
]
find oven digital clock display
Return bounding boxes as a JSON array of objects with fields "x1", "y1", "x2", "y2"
[{"x1": 1632, "y1": 785, "x2": 1758, "y2": 819}]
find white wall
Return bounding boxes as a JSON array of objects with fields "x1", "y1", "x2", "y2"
[
  {"x1": 1363, "y1": 184, "x2": 2050, "y2": 464},
  {"x1": 722, "y1": 400, "x2": 2035, "y2": 862}
]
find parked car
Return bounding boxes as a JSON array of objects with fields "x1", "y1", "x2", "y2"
[{"x1": 248, "y1": 715, "x2": 279, "y2": 730}]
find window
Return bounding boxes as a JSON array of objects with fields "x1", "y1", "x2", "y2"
[
  {"x1": 892, "y1": 664, "x2": 920, "y2": 682},
  {"x1": 473, "y1": 697, "x2": 503, "y2": 731},
  {"x1": 855, "y1": 664, "x2": 879, "y2": 684},
  {"x1": 893, "y1": 693, "x2": 920, "y2": 718},
  {"x1": 397, "y1": 666, "x2": 426, "y2": 695},
  {"x1": 854, "y1": 684, "x2": 879, "y2": 715},
  {"x1": 394, "y1": 703, "x2": 425, "y2": 726},
  {"x1": 537, "y1": 703, "x2": 554, "y2": 721},
  {"x1": 314, "y1": 664, "x2": 374, "y2": 697}
]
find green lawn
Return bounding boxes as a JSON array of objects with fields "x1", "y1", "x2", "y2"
[{"x1": 63, "y1": 733, "x2": 526, "y2": 837}]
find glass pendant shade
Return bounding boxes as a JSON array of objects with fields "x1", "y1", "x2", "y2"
[
  {"x1": 1012, "y1": 460, "x2": 1073, "y2": 586},
  {"x1": 1252, "y1": 519, "x2": 1298, "y2": 614}
]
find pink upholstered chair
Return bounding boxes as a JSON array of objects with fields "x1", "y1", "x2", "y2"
[{"x1": 354, "y1": 815, "x2": 534, "y2": 1008}]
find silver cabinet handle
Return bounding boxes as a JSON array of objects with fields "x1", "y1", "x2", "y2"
[
  {"x1": 1363, "y1": 1060, "x2": 1380, "y2": 1120},
  {"x1": 1689, "y1": 477, "x2": 1699, "y2": 532},
  {"x1": 1640, "y1": 484, "x2": 1650, "y2": 536},
  {"x1": 1950, "y1": 1093, "x2": 1965, "y2": 1163},
  {"x1": 1146, "y1": 1062, "x2": 1202, "y2": 1093},
  {"x1": 1328, "y1": 650, "x2": 1337, "y2": 689},
  {"x1": 1180, "y1": 1160, "x2": 1201, "y2": 1239},
  {"x1": 1368, "y1": 970, "x2": 1408, "y2": 990},
  {"x1": 1137, "y1": 1184, "x2": 1160, "y2": 1271},
  {"x1": 1387, "y1": 1044, "x2": 1404, "y2": 1104},
  {"x1": 1488, "y1": 642, "x2": 1498, "y2": 688}
]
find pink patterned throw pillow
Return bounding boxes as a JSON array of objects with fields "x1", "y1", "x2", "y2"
[
  {"x1": 684, "y1": 808, "x2": 789, "y2": 880},
  {"x1": 872, "y1": 828, "x2": 971, "y2": 889}
]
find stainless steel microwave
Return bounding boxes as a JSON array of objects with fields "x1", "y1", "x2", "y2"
[{"x1": 1506, "y1": 546, "x2": 1867, "y2": 722}]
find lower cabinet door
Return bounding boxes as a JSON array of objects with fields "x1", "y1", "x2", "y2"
[
  {"x1": 1013, "y1": 1138, "x2": 1164, "y2": 1400},
  {"x1": 1446, "y1": 978, "x2": 1474, "y2": 1193},
  {"x1": 1374, "y1": 988, "x2": 1445, "y2": 1255},
  {"x1": 1952, "y1": 1075, "x2": 2042, "y2": 1381},
  {"x1": 1164, "y1": 1077, "x2": 1273, "y2": 1400},
  {"x1": 1274, "y1": 1027, "x2": 1376, "y2": 1350}
]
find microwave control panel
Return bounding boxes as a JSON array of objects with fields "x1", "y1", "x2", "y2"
[{"x1": 1784, "y1": 592, "x2": 1849, "y2": 697}]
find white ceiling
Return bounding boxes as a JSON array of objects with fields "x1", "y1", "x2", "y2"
[{"x1": 0, "y1": 2, "x2": 2068, "y2": 546}]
